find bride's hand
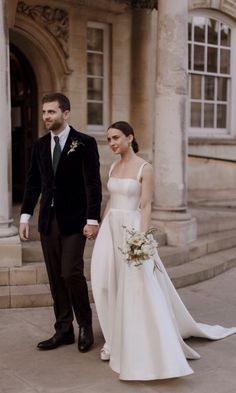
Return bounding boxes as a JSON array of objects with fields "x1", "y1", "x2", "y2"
[{"x1": 83, "y1": 224, "x2": 99, "y2": 240}]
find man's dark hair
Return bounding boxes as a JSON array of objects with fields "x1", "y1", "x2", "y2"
[{"x1": 42, "y1": 93, "x2": 71, "y2": 112}]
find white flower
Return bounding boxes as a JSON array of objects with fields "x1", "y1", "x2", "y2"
[
  {"x1": 118, "y1": 226, "x2": 161, "y2": 272},
  {"x1": 67, "y1": 138, "x2": 84, "y2": 155}
]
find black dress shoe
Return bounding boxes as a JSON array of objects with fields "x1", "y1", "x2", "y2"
[
  {"x1": 37, "y1": 333, "x2": 75, "y2": 350},
  {"x1": 78, "y1": 326, "x2": 94, "y2": 352}
]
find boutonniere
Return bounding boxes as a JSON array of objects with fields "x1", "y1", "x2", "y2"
[{"x1": 67, "y1": 138, "x2": 84, "y2": 155}]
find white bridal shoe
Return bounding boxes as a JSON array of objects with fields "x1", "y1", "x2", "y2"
[{"x1": 100, "y1": 347, "x2": 110, "y2": 361}]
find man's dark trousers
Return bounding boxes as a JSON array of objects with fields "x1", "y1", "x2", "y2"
[{"x1": 40, "y1": 209, "x2": 92, "y2": 336}]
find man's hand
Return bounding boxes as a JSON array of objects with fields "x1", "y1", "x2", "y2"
[
  {"x1": 83, "y1": 224, "x2": 99, "y2": 240},
  {"x1": 19, "y1": 223, "x2": 30, "y2": 241}
]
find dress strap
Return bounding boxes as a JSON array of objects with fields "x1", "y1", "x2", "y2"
[
  {"x1": 137, "y1": 162, "x2": 148, "y2": 182},
  {"x1": 108, "y1": 161, "x2": 118, "y2": 178}
]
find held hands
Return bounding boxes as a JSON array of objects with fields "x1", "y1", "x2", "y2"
[
  {"x1": 83, "y1": 224, "x2": 99, "y2": 240},
  {"x1": 19, "y1": 223, "x2": 30, "y2": 241}
]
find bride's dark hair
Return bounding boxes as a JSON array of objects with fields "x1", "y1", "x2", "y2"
[{"x1": 108, "y1": 121, "x2": 139, "y2": 153}]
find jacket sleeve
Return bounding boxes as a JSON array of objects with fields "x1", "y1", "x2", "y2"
[
  {"x1": 21, "y1": 141, "x2": 42, "y2": 215},
  {"x1": 82, "y1": 136, "x2": 102, "y2": 221}
]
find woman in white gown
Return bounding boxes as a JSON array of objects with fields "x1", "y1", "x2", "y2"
[{"x1": 91, "y1": 121, "x2": 236, "y2": 381}]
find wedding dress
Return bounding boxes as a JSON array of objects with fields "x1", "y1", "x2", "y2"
[{"x1": 91, "y1": 162, "x2": 236, "y2": 381}]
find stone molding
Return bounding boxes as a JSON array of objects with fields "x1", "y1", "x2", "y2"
[
  {"x1": 189, "y1": 0, "x2": 236, "y2": 18},
  {"x1": 220, "y1": 0, "x2": 236, "y2": 17},
  {"x1": 114, "y1": 0, "x2": 157, "y2": 8},
  {"x1": 190, "y1": 0, "x2": 212, "y2": 8},
  {"x1": 17, "y1": 1, "x2": 69, "y2": 58}
]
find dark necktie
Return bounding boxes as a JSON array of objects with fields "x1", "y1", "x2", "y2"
[{"x1": 52, "y1": 136, "x2": 61, "y2": 174}]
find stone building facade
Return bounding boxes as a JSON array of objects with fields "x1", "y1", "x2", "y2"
[{"x1": 1, "y1": 0, "x2": 236, "y2": 267}]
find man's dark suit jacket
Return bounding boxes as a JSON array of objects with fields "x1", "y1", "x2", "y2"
[{"x1": 21, "y1": 127, "x2": 102, "y2": 235}]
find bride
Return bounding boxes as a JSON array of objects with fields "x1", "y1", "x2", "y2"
[{"x1": 91, "y1": 121, "x2": 236, "y2": 381}]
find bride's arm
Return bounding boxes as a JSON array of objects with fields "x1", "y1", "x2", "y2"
[{"x1": 139, "y1": 164, "x2": 154, "y2": 232}]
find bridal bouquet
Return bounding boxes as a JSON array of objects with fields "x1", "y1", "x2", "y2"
[{"x1": 119, "y1": 227, "x2": 161, "y2": 272}]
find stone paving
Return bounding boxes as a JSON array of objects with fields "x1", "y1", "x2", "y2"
[{"x1": 1, "y1": 267, "x2": 236, "y2": 393}]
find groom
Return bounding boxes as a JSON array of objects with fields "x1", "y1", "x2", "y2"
[{"x1": 19, "y1": 93, "x2": 102, "y2": 352}]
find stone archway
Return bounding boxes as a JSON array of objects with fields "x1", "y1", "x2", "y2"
[
  {"x1": 10, "y1": 7, "x2": 72, "y2": 136},
  {"x1": 9, "y1": 7, "x2": 72, "y2": 206}
]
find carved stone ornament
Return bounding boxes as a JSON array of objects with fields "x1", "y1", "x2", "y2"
[
  {"x1": 190, "y1": 0, "x2": 211, "y2": 8},
  {"x1": 17, "y1": 1, "x2": 69, "y2": 57},
  {"x1": 114, "y1": 0, "x2": 158, "y2": 9},
  {"x1": 220, "y1": 0, "x2": 236, "y2": 17}
]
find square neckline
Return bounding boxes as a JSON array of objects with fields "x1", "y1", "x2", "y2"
[{"x1": 109, "y1": 161, "x2": 148, "y2": 183}]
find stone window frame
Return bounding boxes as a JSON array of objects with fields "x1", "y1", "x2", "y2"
[
  {"x1": 188, "y1": 10, "x2": 236, "y2": 141},
  {"x1": 86, "y1": 21, "x2": 110, "y2": 134}
]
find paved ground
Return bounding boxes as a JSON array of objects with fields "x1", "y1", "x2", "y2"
[{"x1": 1, "y1": 267, "x2": 236, "y2": 393}]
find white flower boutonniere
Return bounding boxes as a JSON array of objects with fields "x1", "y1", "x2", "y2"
[{"x1": 67, "y1": 138, "x2": 84, "y2": 155}]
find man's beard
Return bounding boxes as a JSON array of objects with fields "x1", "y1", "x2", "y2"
[{"x1": 44, "y1": 119, "x2": 63, "y2": 132}]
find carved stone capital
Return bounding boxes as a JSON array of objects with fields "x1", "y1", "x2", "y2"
[{"x1": 17, "y1": 1, "x2": 69, "y2": 58}]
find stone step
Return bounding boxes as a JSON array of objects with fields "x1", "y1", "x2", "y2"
[
  {"x1": 159, "y1": 228, "x2": 236, "y2": 267},
  {"x1": 2, "y1": 245, "x2": 236, "y2": 308},
  {"x1": 0, "y1": 261, "x2": 91, "y2": 286},
  {"x1": 0, "y1": 284, "x2": 52, "y2": 308},
  {"x1": 0, "y1": 263, "x2": 49, "y2": 286},
  {"x1": 22, "y1": 240, "x2": 96, "y2": 262},
  {"x1": 4, "y1": 230, "x2": 236, "y2": 286},
  {"x1": 21, "y1": 231, "x2": 167, "y2": 266},
  {"x1": 22, "y1": 228, "x2": 236, "y2": 269},
  {"x1": 168, "y1": 246, "x2": 236, "y2": 289},
  {"x1": 190, "y1": 207, "x2": 236, "y2": 236},
  {"x1": 0, "y1": 282, "x2": 94, "y2": 309}
]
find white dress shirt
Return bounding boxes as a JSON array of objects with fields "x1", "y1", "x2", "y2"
[{"x1": 20, "y1": 124, "x2": 98, "y2": 226}]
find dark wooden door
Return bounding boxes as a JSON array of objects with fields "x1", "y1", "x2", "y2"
[{"x1": 10, "y1": 44, "x2": 38, "y2": 202}]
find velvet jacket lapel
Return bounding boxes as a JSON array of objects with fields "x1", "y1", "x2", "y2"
[
  {"x1": 41, "y1": 132, "x2": 54, "y2": 179},
  {"x1": 55, "y1": 128, "x2": 84, "y2": 175}
]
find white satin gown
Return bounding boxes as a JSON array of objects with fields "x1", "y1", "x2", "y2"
[{"x1": 91, "y1": 162, "x2": 236, "y2": 381}]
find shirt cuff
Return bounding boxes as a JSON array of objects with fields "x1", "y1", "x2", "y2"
[
  {"x1": 87, "y1": 219, "x2": 99, "y2": 225},
  {"x1": 20, "y1": 214, "x2": 32, "y2": 224}
]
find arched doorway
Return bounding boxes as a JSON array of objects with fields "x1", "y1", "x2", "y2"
[{"x1": 10, "y1": 44, "x2": 38, "y2": 202}]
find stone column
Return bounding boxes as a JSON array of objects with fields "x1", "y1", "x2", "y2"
[
  {"x1": 0, "y1": 0, "x2": 21, "y2": 267},
  {"x1": 131, "y1": 9, "x2": 157, "y2": 162},
  {"x1": 152, "y1": 0, "x2": 197, "y2": 245}
]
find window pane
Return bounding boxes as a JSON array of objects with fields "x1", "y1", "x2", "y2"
[
  {"x1": 87, "y1": 28, "x2": 103, "y2": 51},
  {"x1": 193, "y1": 17, "x2": 205, "y2": 43},
  {"x1": 191, "y1": 75, "x2": 201, "y2": 99},
  {"x1": 204, "y1": 104, "x2": 214, "y2": 127},
  {"x1": 188, "y1": 43, "x2": 192, "y2": 69},
  {"x1": 207, "y1": 19, "x2": 218, "y2": 45},
  {"x1": 217, "y1": 77, "x2": 227, "y2": 101},
  {"x1": 188, "y1": 22, "x2": 192, "y2": 41},
  {"x1": 87, "y1": 78, "x2": 103, "y2": 100},
  {"x1": 221, "y1": 24, "x2": 231, "y2": 47},
  {"x1": 87, "y1": 102, "x2": 103, "y2": 125},
  {"x1": 217, "y1": 104, "x2": 226, "y2": 128},
  {"x1": 194, "y1": 45, "x2": 204, "y2": 71},
  {"x1": 191, "y1": 102, "x2": 201, "y2": 127},
  {"x1": 205, "y1": 76, "x2": 214, "y2": 100},
  {"x1": 220, "y1": 49, "x2": 230, "y2": 74},
  {"x1": 87, "y1": 53, "x2": 103, "y2": 76},
  {"x1": 207, "y1": 47, "x2": 217, "y2": 73}
]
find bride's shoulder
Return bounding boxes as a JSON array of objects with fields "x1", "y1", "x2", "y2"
[
  {"x1": 137, "y1": 158, "x2": 153, "y2": 172},
  {"x1": 142, "y1": 162, "x2": 153, "y2": 176},
  {"x1": 108, "y1": 160, "x2": 120, "y2": 176},
  {"x1": 136, "y1": 159, "x2": 153, "y2": 182}
]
